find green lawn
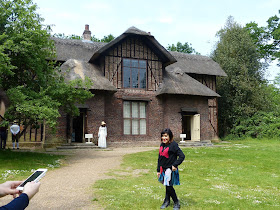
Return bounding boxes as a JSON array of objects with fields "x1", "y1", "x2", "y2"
[
  {"x1": 0, "y1": 150, "x2": 64, "y2": 182},
  {"x1": 93, "y1": 139, "x2": 280, "y2": 209}
]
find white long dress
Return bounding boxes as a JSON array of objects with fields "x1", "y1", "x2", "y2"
[{"x1": 98, "y1": 126, "x2": 107, "y2": 148}]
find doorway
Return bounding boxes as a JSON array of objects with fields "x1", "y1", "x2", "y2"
[
  {"x1": 182, "y1": 115, "x2": 191, "y2": 140},
  {"x1": 72, "y1": 110, "x2": 86, "y2": 143},
  {"x1": 182, "y1": 114, "x2": 200, "y2": 141}
]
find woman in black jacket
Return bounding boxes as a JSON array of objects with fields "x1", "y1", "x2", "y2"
[{"x1": 157, "y1": 128, "x2": 185, "y2": 210}]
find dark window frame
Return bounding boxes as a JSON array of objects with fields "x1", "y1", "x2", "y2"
[{"x1": 122, "y1": 58, "x2": 147, "y2": 89}]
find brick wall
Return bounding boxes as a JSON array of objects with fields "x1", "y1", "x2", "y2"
[
  {"x1": 48, "y1": 91, "x2": 217, "y2": 146},
  {"x1": 160, "y1": 95, "x2": 212, "y2": 141}
]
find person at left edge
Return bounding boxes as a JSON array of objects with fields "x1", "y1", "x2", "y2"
[
  {"x1": 10, "y1": 121, "x2": 20, "y2": 150},
  {"x1": 0, "y1": 180, "x2": 41, "y2": 209}
]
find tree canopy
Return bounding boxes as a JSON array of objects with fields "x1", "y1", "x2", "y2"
[
  {"x1": 245, "y1": 10, "x2": 280, "y2": 65},
  {"x1": 53, "y1": 33, "x2": 115, "y2": 43},
  {"x1": 0, "y1": 0, "x2": 93, "y2": 130},
  {"x1": 212, "y1": 17, "x2": 272, "y2": 137},
  {"x1": 167, "y1": 41, "x2": 199, "y2": 54}
]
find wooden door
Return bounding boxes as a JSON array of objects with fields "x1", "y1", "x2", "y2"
[{"x1": 191, "y1": 114, "x2": 200, "y2": 141}]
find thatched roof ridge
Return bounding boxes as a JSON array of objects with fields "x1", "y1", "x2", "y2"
[
  {"x1": 60, "y1": 59, "x2": 117, "y2": 92},
  {"x1": 124, "y1": 26, "x2": 152, "y2": 36},
  {"x1": 89, "y1": 26, "x2": 177, "y2": 66},
  {"x1": 167, "y1": 51, "x2": 227, "y2": 76},
  {"x1": 52, "y1": 37, "x2": 106, "y2": 62},
  {"x1": 156, "y1": 67, "x2": 220, "y2": 97}
]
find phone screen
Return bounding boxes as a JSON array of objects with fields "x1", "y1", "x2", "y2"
[{"x1": 19, "y1": 171, "x2": 44, "y2": 187}]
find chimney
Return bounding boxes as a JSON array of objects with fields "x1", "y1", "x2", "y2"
[{"x1": 83, "y1": 24, "x2": 91, "y2": 41}]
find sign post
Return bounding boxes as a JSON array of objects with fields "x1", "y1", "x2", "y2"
[
  {"x1": 85, "y1": 134, "x2": 93, "y2": 144},
  {"x1": 180, "y1": 134, "x2": 186, "y2": 142}
]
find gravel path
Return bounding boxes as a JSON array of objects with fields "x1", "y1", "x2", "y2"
[{"x1": 20, "y1": 147, "x2": 156, "y2": 210}]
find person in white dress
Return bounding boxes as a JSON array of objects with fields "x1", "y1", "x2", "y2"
[{"x1": 98, "y1": 121, "x2": 107, "y2": 148}]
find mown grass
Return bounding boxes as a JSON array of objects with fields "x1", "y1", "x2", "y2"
[
  {"x1": 0, "y1": 150, "x2": 64, "y2": 182},
  {"x1": 94, "y1": 139, "x2": 280, "y2": 209}
]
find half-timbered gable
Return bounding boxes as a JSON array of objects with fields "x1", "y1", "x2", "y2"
[{"x1": 98, "y1": 36, "x2": 164, "y2": 91}]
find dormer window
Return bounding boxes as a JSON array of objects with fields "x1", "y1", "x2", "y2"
[{"x1": 123, "y1": 58, "x2": 146, "y2": 89}]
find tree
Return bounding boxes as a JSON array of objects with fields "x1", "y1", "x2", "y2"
[
  {"x1": 275, "y1": 72, "x2": 280, "y2": 87},
  {"x1": 245, "y1": 10, "x2": 280, "y2": 65},
  {"x1": 53, "y1": 33, "x2": 82, "y2": 40},
  {"x1": 53, "y1": 33, "x2": 115, "y2": 43},
  {"x1": 167, "y1": 41, "x2": 199, "y2": 54},
  {"x1": 100, "y1": 34, "x2": 115, "y2": 43},
  {"x1": 0, "y1": 0, "x2": 93, "y2": 133},
  {"x1": 212, "y1": 17, "x2": 270, "y2": 137}
]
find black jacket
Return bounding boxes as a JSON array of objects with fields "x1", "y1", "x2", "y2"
[{"x1": 157, "y1": 141, "x2": 185, "y2": 172}]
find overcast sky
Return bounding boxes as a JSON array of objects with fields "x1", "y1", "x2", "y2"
[{"x1": 33, "y1": 0, "x2": 279, "y2": 81}]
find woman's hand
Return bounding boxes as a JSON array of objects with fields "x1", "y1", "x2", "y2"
[
  {"x1": 157, "y1": 172, "x2": 160, "y2": 178},
  {"x1": 172, "y1": 166, "x2": 177, "y2": 171},
  {"x1": 22, "y1": 181, "x2": 40, "y2": 200},
  {"x1": 0, "y1": 181, "x2": 22, "y2": 198}
]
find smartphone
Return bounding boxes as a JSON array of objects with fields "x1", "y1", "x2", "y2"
[{"x1": 16, "y1": 169, "x2": 48, "y2": 191}]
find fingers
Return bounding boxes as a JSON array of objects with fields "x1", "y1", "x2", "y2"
[
  {"x1": 0, "y1": 181, "x2": 22, "y2": 198},
  {"x1": 11, "y1": 181, "x2": 24, "y2": 188}
]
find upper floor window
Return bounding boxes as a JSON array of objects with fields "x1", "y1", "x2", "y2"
[{"x1": 123, "y1": 58, "x2": 146, "y2": 89}]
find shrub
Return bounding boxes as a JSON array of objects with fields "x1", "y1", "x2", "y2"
[{"x1": 230, "y1": 111, "x2": 280, "y2": 139}]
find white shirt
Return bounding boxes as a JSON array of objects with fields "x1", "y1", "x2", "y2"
[{"x1": 10, "y1": 124, "x2": 20, "y2": 135}]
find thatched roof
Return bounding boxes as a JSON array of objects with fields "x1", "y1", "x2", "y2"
[
  {"x1": 53, "y1": 26, "x2": 226, "y2": 96},
  {"x1": 52, "y1": 33, "x2": 226, "y2": 77},
  {"x1": 60, "y1": 59, "x2": 117, "y2": 92},
  {"x1": 156, "y1": 67, "x2": 220, "y2": 97},
  {"x1": 52, "y1": 37, "x2": 106, "y2": 62},
  {"x1": 89, "y1": 26, "x2": 177, "y2": 67},
  {"x1": 167, "y1": 51, "x2": 227, "y2": 77}
]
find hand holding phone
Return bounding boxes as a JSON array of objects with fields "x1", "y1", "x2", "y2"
[
  {"x1": 16, "y1": 169, "x2": 47, "y2": 191},
  {"x1": 22, "y1": 181, "x2": 41, "y2": 200}
]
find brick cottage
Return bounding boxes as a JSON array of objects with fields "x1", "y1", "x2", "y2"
[{"x1": 46, "y1": 25, "x2": 227, "y2": 146}]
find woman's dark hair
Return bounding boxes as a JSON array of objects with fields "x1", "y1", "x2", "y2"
[{"x1": 161, "y1": 128, "x2": 174, "y2": 142}]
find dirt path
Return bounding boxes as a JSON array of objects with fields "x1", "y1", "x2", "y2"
[{"x1": 19, "y1": 147, "x2": 156, "y2": 209}]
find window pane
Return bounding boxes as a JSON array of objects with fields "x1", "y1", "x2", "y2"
[
  {"x1": 131, "y1": 68, "x2": 138, "y2": 88},
  {"x1": 123, "y1": 59, "x2": 130, "y2": 67},
  {"x1": 140, "y1": 119, "x2": 146, "y2": 135},
  {"x1": 124, "y1": 119, "x2": 131, "y2": 135},
  {"x1": 139, "y1": 60, "x2": 146, "y2": 68},
  {"x1": 132, "y1": 120, "x2": 139, "y2": 135},
  {"x1": 123, "y1": 101, "x2": 131, "y2": 118},
  {"x1": 122, "y1": 59, "x2": 146, "y2": 89},
  {"x1": 132, "y1": 102, "x2": 138, "y2": 118},
  {"x1": 139, "y1": 68, "x2": 146, "y2": 89},
  {"x1": 139, "y1": 102, "x2": 146, "y2": 118},
  {"x1": 131, "y1": 60, "x2": 138, "y2": 68},
  {"x1": 123, "y1": 67, "x2": 130, "y2": 88}
]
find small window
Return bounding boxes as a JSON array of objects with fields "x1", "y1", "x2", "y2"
[
  {"x1": 123, "y1": 101, "x2": 147, "y2": 135},
  {"x1": 123, "y1": 58, "x2": 146, "y2": 89}
]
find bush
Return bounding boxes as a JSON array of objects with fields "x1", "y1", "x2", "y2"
[{"x1": 230, "y1": 111, "x2": 280, "y2": 139}]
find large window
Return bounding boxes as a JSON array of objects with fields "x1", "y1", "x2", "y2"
[
  {"x1": 123, "y1": 58, "x2": 146, "y2": 89},
  {"x1": 123, "y1": 101, "x2": 147, "y2": 135}
]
